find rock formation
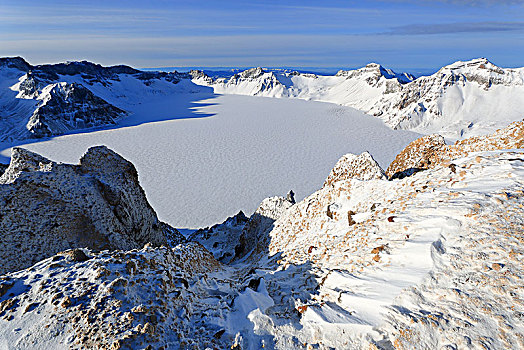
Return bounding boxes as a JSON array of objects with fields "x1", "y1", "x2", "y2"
[
  {"x1": 0, "y1": 146, "x2": 183, "y2": 274},
  {"x1": 386, "y1": 119, "x2": 524, "y2": 178}
]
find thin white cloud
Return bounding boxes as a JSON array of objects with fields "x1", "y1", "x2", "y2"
[{"x1": 387, "y1": 21, "x2": 524, "y2": 34}]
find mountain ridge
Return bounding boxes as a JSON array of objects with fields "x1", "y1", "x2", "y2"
[{"x1": 1, "y1": 56, "x2": 523, "y2": 142}]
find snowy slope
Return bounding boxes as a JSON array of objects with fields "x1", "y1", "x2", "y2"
[
  {"x1": 1, "y1": 57, "x2": 523, "y2": 142},
  {"x1": 193, "y1": 58, "x2": 524, "y2": 139}
]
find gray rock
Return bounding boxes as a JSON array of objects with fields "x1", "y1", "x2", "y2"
[{"x1": 0, "y1": 146, "x2": 184, "y2": 274}]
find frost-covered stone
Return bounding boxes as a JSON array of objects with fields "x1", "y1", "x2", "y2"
[
  {"x1": 189, "y1": 210, "x2": 249, "y2": 263},
  {"x1": 0, "y1": 146, "x2": 183, "y2": 274},
  {"x1": 387, "y1": 120, "x2": 524, "y2": 178},
  {"x1": 324, "y1": 151, "x2": 386, "y2": 186},
  {"x1": 0, "y1": 243, "x2": 219, "y2": 349},
  {"x1": 234, "y1": 195, "x2": 295, "y2": 260}
]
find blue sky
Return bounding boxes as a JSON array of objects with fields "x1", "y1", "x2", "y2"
[{"x1": 1, "y1": 0, "x2": 523, "y2": 73}]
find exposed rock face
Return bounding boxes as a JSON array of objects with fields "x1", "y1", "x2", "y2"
[
  {"x1": 386, "y1": 134, "x2": 446, "y2": 179},
  {"x1": 189, "y1": 211, "x2": 249, "y2": 263},
  {"x1": 0, "y1": 146, "x2": 183, "y2": 275},
  {"x1": 324, "y1": 151, "x2": 386, "y2": 186},
  {"x1": 234, "y1": 195, "x2": 295, "y2": 260},
  {"x1": 386, "y1": 120, "x2": 524, "y2": 178},
  {"x1": 189, "y1": 192, "x2": 297, "y2": 263},
  {"x1": 368, "y1": 58, "x2": 524, "y2": 132},
  {"x1": 26, "y1": 82, "x2": 127, "y2": 138}
]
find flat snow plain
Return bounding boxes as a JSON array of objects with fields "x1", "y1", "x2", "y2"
[{"x1": 0, "y1": 94, "x2": 421, "y2": 228}]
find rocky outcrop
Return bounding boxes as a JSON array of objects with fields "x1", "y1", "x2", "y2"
[
  {"x1": 0, "y1": 146, "x2": 183, "y2": 275},
  {"x1": 189, "y1": 211, "x2": 249, "y2": 263},
  {"x1": 234, "y1": 194, "x2": 296, "y2": 260},
  {"x1": 386, "y1": 120, "x2": 524, "y2": 178},
  {"x1": 336, "y1": 62, "x2": 414, "y2": 85},
  {"x1": 26, "y1": 82, "x2": 127, "y2": 138},
  {"x1": 0, "y1": 243, "x2": 219, "y2": 349},
  {"x1": 324, "y1": 151, "x2": 386, "y2": 186},
  {"x1": 385, "y1": 134, "x2": 446, "y2": 179}
]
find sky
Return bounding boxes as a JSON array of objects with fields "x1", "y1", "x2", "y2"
[{"x1": 0, "y1": 0, "x2": 523, "y2": 73}]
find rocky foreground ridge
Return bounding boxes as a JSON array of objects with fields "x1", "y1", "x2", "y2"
[{"x1": 0, "y1": 121, "x2": 522, "y2": 349}]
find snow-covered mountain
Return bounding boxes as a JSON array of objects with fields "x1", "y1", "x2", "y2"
[
  {"x1": 1, "y1": 57, "x2": 523, "y2": 141},
  {"x1": 0, "y1": 57, "x2": 193, "y2": 141},
  {"x1": 192, "y1": 58, "x2": 524, "y2": 138},
  {"x1": 0, "y1": 120, "x2": 521, "y2": 348}
]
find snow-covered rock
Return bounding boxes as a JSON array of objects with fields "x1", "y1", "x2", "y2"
[
  {"x1": 26, "y1": 82, "x2": 127, "y2": 138},
  {"x1": 235, "y1": 194, "x2": 296, "y2": 261},
  {"x1": 323, "y1": 151, "x2": 386, "y2": 186},
  {"x1": 335, "y1": 62, "x2": 415, "y2": 85},
  {"x1": 2, "y1": 56, "x2": 523, "y2": 141},
  {"x1": 225, "y1": 124, "x2": 524, "y2": 349},
  {"x1": 387, "y1": 119, "x2": 524, "y2": 178},
  {"x1": 189, "y1": 210, "x2": 249, "y2": 263},
  {"x1": 191, "y1": 193, "x2": 297, "y2": 263},
  {"x1": 0, "y1": 121, "x2": 523, "y2": 348},
  {"x1": 0, "y1": 243, "x2": 219, "y2": 349},
  {"x1": 0, "y1": 146, "x2": 183, "y2": 275}
]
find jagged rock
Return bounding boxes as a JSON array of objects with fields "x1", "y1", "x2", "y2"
[
  {"x1": 0, "y1": 57, "x2": 192, "y2": 141},
  {"x1": 0, "y1": 243, "x2": 219, "y2": 349},
  {"x1": 286, "y1": 190, "x2": 296, "y2": 204},
  {"x1": 324, "y1": 152, "x2": 387, "y2": 186},
  {"x1": 336, "y1": 62, "x2": 414, "y2": 85},
  {"x1": 60, "y1": 248, "x2": 90, "y2": 262},
  {"x1": 387, "y1": 120, "x2": 524, "y2": 178},
  {"x1": 189, "y1": 210, "x2": 249, "y2": 263},
  {"x1": 234, "y1": 195, "x2": 295, "y2": 260},
  {"x1": 26, "y1": 82, "x2": 127, "y2": 138},
  {"x1": 386, "y1": 134, "x2": 446, "y2": 179},
  {"x1": 0, "y1": 146, "x2": 183, "y2": 274}
]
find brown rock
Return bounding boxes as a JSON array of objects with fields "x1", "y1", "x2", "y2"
[
  {"x1": 492, "y1": 263, "x2": 505, "y2": 271},
  {"x1": 371, "y1": 245, "x2": 385, "y2": 254},
  {"x1": 347, "y1": 211, "x2": 356, "y2": 225},
  {"x1": 61, "y1": 249, "x2": 90, "y2": 262}
]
